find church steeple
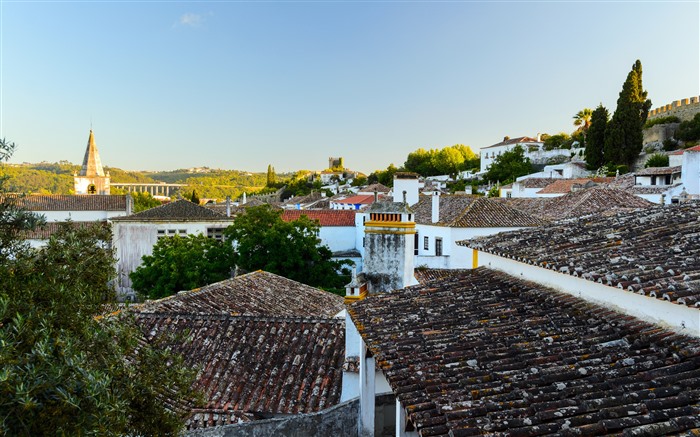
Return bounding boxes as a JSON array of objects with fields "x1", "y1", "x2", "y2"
[
  {"x1": 74, "y1": 129, "x2": 110, "y2": 195},
  {"x1": 79, "y1": 129, "x2": 105, "y2": 177}
]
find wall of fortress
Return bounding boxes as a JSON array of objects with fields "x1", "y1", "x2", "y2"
[{"x1": 648, "y1": 96, "x2": 700, "y2": 121}]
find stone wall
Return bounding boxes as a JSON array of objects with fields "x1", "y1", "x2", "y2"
[
  {"x1": 648, "y1": 96, "x2": 700, "y2": 122},
  {"x1": 643, "y1": 122, "x2": 680, "y2": 144},
  {"x1": 183, "y1": 395, "x2": 396, "y2": 437}
]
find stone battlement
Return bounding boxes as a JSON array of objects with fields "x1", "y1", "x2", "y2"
[{"x1": 648, "y1": 96, "x2": 700, "y2": 122}]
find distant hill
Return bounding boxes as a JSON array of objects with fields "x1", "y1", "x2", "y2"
[{"x1": 1, "y1": 163, "x2": 270, "y2": 200}]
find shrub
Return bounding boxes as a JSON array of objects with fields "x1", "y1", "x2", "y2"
[
  {"x1": 644, "y1": 116, "x2": 681, "y2": 129},
  {"x1": 663, "y1": 138, "x2": 679, "y2": 151},
  {"x1": 677, "y1": 113, "x2": 700, "y2": 142},
  {"x1": 645, "y1": 153, "x2": 669, "y2": 168}
]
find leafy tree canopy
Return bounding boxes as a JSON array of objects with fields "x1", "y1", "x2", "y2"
[
  {"x1": 368, "y1": 164, "x2": 398, "y2": 187},
  {"x1": 483, "y1": 145, "x2": 534, "y2": 184},
  {"x1": 0, "y1": 139, "x2": 199, "y2": 435},
  {"x1": 402, "y1": 144, "x2": 478, "y2": 177},
  {"x1": 130, "y1": 234, "x2": 236, "y2": 299},
  {"x1": 676, "y1": 113, "x2": 700, "y2": 142},
  {"x1": 224, "y1": 205, "x2": 351, "y2": 290}
]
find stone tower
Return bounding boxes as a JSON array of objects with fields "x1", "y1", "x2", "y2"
[
  {"x1": 74, "y1": 130, "x2": 110, "y2": 195},
  {"x1": 362, "y1": 197, "x2": 417, "y2": 293}
]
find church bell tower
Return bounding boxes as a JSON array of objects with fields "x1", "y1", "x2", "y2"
[{"x1": 74, "y1": 130, "x2": 110, "y2": 195}]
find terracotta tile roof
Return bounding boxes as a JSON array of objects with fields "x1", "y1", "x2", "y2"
[
  {"x1": 281, "y1": 210, "x2": 356, "y2": 226},
  {"x1": 8, "y1": 194, "x2": 127, "y2": 211},
  {"x1": 636, "y1": 165, "x2": 682, "y2": 176},
  {"x1": 349, "y1": 267, "x2": 700, "y2": 436},
  {"x1": 136, "y1": 313, "x2": 345, "y2": 429},
  {"x1": 516, "y1": 178, "x2": 560, "y2": 189},
  {"x1": 137, "y1": 270, "x2": 345, "y2": 318},
  {"x1": 414, "y1": 268, "x2": 470, "y2": 284},
  {"x1": 467, "y1": 203, "x2": 700, "y2": 307},
  {"x1": 359, "y1": 183, "x2": 390, "y2": 194},
  {"x1": 482, "y1": 136, "x2": 541, "y2": 150},
  {"x1": 607, "y1": 173, "x2": 681, "y2": 195},
  {"x1": 112, "y1": 199, "x2": 232, "y2": 221},
  {"x1": 334, "y1": 194, "x2": 378, "y2": 205},
  {"x1": 498, "y1": 188, "x2": 655, "y2": 221},
  {"x1": 412, "y1": 195, "x2": 545, "y2": 228},
  {"x1": 670, "y1": 145, "x2": 700, "y2": 155},
  {"x1": 22, "y1": 221, "x2": 109, "y2": 240},
  {"x1": 537, "y1": 177, "x2": 614, "y2": 194}
]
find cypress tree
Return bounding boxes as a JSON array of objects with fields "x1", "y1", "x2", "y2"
[
  {"x1": 266, "y1": 164, "x2": 276, "y2": 187},
  {"x1": 585, "y1": 104, "x2": 609, "y2": 169},
  {"x1": 603, "y1": 60, "x2": 652, "y2": 167}
]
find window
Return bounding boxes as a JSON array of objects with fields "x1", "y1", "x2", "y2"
[
  {"x1": 435, "y1": 237, "x2": 443, "y2": 256},
  {"x1": 157, "y1": 229, "x2": 187, "y2": 239},
  {"x1": 424, "y1": 236, "x2": 429, "y2": 251},
  {"x1": 207, "y1": 227, "x2": 225, "y2": 241},
  {"x1": 87, "y1": 184, "x2": 97, "y2": 194},
  {"x1": 414, "y1": 233, "x2": 419, "y2": 255}
]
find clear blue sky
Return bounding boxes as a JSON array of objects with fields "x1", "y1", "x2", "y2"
[{"x1": 2, "y1": 1, "x2": 698, "y2": 174}]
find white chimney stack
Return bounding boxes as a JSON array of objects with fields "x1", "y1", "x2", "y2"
[
  {"x1": 431, "y1": 191, "x2": 440, "y2": 223},
  {"x1": 225, "y1": 196, "x2": 231, "y2": 217}
]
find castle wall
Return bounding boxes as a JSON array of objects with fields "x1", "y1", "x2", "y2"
[{"x1": 648, "y1": 96, "x2": 700, "y2": 122}]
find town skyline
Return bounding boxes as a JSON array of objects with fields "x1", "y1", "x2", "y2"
[{"x1": 2, "y1": 1, "x2": 698, "y2": 174}]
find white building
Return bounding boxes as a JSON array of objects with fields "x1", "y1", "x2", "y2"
[{"x1": 111, "y1": 199, "x2": 235, "y2": 298}]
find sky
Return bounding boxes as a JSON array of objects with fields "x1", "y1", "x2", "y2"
[{"x1": 1, "y1": 1, "x2": 698, "y2": 175}]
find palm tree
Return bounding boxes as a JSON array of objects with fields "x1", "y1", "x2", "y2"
[{"x1": 573, "y1": 108, "x2": 593, "y2": 131}]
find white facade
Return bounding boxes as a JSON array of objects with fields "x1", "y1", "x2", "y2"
[
  {"x1": 415, "y1": 225, "x2": 522, "y2": 269},
  {"x1": 41, "y1": 209, "x2": 128, "y2": 222},
  {"x1": 682, "y1": 149, "x2": 700, "y2": 195},
  {"x1": 112, "y1": 219, "x2": 233, "y2": 297},
  {"x1": 475, "y1": 251, "x2": 699, "y2": 336}
]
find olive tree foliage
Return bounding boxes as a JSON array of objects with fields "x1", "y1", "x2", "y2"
[
  {"x1": 483, "y1": 145, "x2": 534, "y2": 184},
  {"x1": 403, "y1": 144, "x2": 479, "y2": 177},
  {"x1": 224, "y1": 205, "x2": 352, "y2": 290},
  {"x1": 0, "y1": 138, "x2": 199, "y2": 436},
  {"x1": 130, "y1": 234, "x2": 236, "y2": 299}
]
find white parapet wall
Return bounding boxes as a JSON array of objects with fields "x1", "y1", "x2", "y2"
[{"x1": 476, "y1": 250, "x2": 700, "y2": 337}]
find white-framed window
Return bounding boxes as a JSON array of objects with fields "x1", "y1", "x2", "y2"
[
  {"x1": 435, "y1": 237, "x2": 443, "y2": 256},
  {"x1": 424, "y1": 236, "x2": 429, "y2": 250},
  {"x1": 157, "y1": 229, "x2": 187, "y2": 239}
]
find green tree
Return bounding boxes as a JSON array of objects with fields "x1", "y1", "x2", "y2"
[
  {"x1": 585, "y1": 104, "x2": 610, "y2": 169},
  {"x1": 484, "y1": 145, "x2": 534, "y2": 184},
  {"x1": 369, "y1": 164, "x2": 398, "y2": 187},
  {"x1": 224, "y1": 205, "x2": 351, "y2": 290},
  {"x1": 0, "y1": 139, "x2": 199, "y2": 436},
  {"x1": 573, "y1": 108, "x2": 594, "y2": 131},
  {"x1": 645, "y1": 153, "x2": 669, "y2": 168},
  {"x1": 676, "y1": 113, "x2": 700, "y2": 142},
  {"x1": 190, "y1": 189, "x2": 200, "y2": 204},
  {"x1": 403, "y1": 148, "x2": 435, "y2": 176},
  {"x1": 130, "y1": 234, "x2": 236, "y2": 299},
  {"x1": 603, "y1": 60, "x2": 652, "y2": 166},
  {"x1": 543, "y1": 133, "x2": 572, "y2": 150},
  {"x1": 266, "y1": 164, "x2": 277, "y2": 186}
]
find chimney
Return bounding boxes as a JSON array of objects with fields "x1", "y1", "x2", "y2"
[
  {"x1": 242, "y1": 192, "x2": 247, "y2": 204},
  {"x1": 225, "y1": 196, "x2": 231, "y2": 217},
  {"x1": 537, "y1": 133, "x2": 541, "y2": 142},
  {"x1": 431, "y1": 191, "x2": 440, "y2": 223},
  {"x1": 374, "y1": 190, "x2": 378, "y2": 203},
  {"x1": 126, "y1": 193, "x2": 133, "y2": 215}
]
